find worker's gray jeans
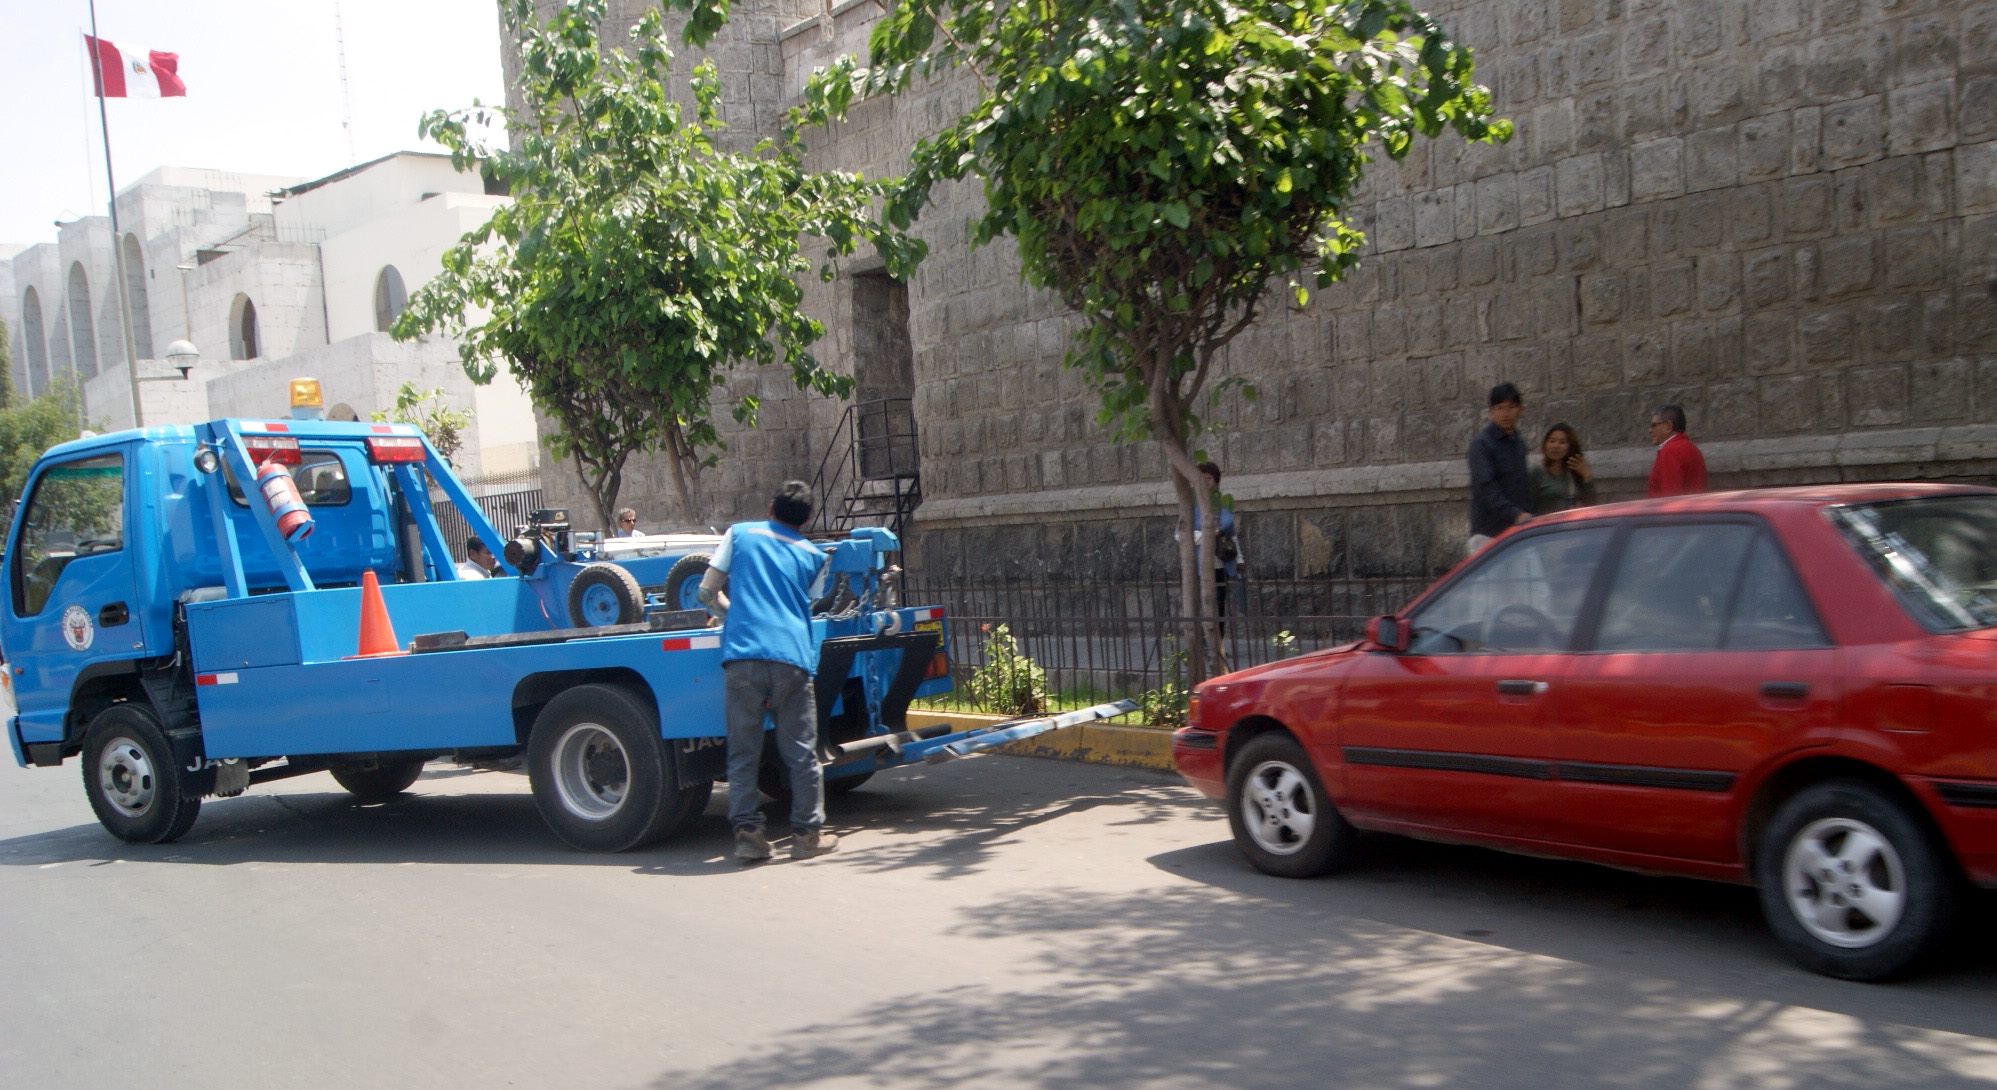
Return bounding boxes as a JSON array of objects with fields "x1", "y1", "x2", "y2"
[{"x1": 723, "y1": 660, "x2": 824, "y2": 834}]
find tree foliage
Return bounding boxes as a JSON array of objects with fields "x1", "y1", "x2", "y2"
[
  {"x1": 370, "y1": 382, "x2": 472, "y2": 464},
  {"x1": 396, "y1": 0, "x2": 921, "y2": 526},
  {"x1": 794, "y1": 0, "x2": 1508, "y2": 677},
  {"x1": 0, "y1": 379, "x2": 86, "y2": 507}
]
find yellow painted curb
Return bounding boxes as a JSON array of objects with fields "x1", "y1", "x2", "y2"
[{"x1": 906, "y1": 710, "x2": 1177, "y2": 773}]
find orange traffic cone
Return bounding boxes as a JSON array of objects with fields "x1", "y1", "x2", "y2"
[{"x1": 353, "y1": 570, "x2": 407, "y2": 658}]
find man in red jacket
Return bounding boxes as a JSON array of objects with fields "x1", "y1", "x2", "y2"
[{"x1": 1647, "y1": 404, "x2": 1708, "y2": 497}]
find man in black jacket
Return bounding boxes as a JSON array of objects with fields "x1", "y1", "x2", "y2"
[{"x1": 1466, "y1": 382, "x2": 1532, "y2": 555}]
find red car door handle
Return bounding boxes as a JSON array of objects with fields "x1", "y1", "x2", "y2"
[
  {"x1": 1760, "y1": 681, "x2": 1810, "y2": 701},
  {"x1": 1496, "y1": 679, "x2": 1547, "y2": 696}
]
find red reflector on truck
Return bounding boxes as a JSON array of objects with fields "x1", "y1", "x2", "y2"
[
  {"x1": 196, "y1": 672, "x2": 240, "y2": 686},
  {"x1": 660, "y1": 635, "x2": 722, "y2": 652},
  {"x1": 367, "y1": 437, "x2": 427, "y2": 463}
]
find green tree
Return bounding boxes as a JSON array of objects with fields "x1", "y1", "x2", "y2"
[
  {"x1": 370, "y1": 382, "x2": 472, "y2": 465},
  {"x1": 395, "y1": 0, "x2": 920, "y2": 527},
  {"x1": 796, "y1": 0, "x2": 1508, "y2": 677},
  {"x1": 0, "y1": 379, "x2": 87, "y2": 506}
]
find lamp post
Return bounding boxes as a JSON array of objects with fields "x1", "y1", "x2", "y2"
[
  {"x1": 123, "y1": 264, "x2": 200, "y2": 426},
  {"x1": 163, "y1": 340, "x2": 199, "y2": 380}
]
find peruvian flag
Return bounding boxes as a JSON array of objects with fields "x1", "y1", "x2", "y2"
[{"x1": 84, "y1": 35, "x2": 186, "y2": 98}]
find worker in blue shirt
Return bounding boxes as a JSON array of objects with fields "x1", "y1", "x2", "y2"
[{"x1": 698, "y1": 481, "x2": 836, "y2": 862}]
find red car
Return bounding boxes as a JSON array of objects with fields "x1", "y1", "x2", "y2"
[{"x1": 1174, "y1": 484, "x2": 1997, "y2": 981}]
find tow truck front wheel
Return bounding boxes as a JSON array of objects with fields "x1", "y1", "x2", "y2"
[
  {"x1": 82, "y1": 704, "x2": 201, "y2": 844},
  {"x1": 528, "y1": 685, "x2": 698, "y2": 851}
]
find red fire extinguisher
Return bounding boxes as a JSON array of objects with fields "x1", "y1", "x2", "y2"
[{"x1": 255, "y1": 462, "x2": 315, "y2": 543}]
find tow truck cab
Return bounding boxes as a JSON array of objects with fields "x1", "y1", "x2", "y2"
[{"x1": 2, "y1": 420, "x2": 443, "y2": 767}]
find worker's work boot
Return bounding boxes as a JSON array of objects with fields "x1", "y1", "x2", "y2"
[
  {"x1": 734, "y1": 826, "x2": 772, "y2": 863},
  {"x1": 790, "y1": 828, "x2": 840, "y2": 859}
]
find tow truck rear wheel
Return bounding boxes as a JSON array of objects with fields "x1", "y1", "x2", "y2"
[
  {"x1": 330, "y1": 756, "x2": 428, "y2": 801},
  {"x1": 527, "y1": 684, "x2": 696, "y2": 851},
  {"x1": 567, "y1": 562, "x2": 644, "y2": 628},
  {"x1": 81, "y1": 704, "x2": 201, "y2": 844}
]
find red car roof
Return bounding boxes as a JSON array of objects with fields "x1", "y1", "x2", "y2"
[{"x1": 1532, "y1": 482, "x2": 1997, "y2": 525}]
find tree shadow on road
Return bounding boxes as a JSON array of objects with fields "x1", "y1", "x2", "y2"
[{"x1": 642, "y1": 834, "x2": 1997, "y2": 1090}]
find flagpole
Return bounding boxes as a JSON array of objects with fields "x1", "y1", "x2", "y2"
[{"x1": 87, "y1": 0, "x2": 149, "y2": 430}]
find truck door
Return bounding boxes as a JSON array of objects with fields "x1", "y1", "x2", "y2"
[{"x1": 2, "y1": 451, "x2": 139, "y2": 746}]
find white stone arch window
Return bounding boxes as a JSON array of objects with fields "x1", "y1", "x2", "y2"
[
  {"x1": 66, "y1": 262, "x2": 99, "y2": 379},
  {"x1": 121, "y1": 233, "x2": 154, "y2": 359},
  {"x1": 373, "y1": 266, "x2": 407, "y2": 333},
  {"x1": 20, "y1": 286, "x2": 50, "y2": 396},
  {"x1": 229, "y1": 293, "x2": 261, "y2": 360}
]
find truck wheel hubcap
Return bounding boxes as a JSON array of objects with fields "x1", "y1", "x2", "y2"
[
  {"x1": 97, "y1": 735, "x2": 157, "y2": 818},
  {"x1": 552, "y1": 722, "x2": 628, "y2": 819}
]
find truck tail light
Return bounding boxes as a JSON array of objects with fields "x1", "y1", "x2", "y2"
[
  {"x1": 926, "y1": 651, "x2": 950, "y2": 680},
  {"x1": 242, "y1": 435, "x2": 302, "y2": 466},
  {"x1": 367, "y1": 437, "x2": 427, "y2": 464}
]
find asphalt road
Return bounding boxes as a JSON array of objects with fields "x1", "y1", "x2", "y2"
[{"x1": 2, "y1": 751, "x2": 1993, "y2": 1089}]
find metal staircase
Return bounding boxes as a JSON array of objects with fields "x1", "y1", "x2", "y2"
[{"x1": 810, "y1": 398, "x2": 922, "y2": 539}]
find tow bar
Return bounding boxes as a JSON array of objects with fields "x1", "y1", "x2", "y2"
[{"x1": 829, "y1": 699, "x2": 1141, "y2": 768}]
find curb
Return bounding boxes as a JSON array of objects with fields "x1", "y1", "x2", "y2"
[{"x1": 906, "y1": 710, "x2": 1177, "y2": 773}]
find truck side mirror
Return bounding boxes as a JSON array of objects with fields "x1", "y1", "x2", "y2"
[{"x1": 1366, "y1": 614, "x2": 1409, "y2": 652}]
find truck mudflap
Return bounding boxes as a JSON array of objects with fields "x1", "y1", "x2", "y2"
[{"x1": 828, "y1": 699, "x2": 1139, "y2": 768}]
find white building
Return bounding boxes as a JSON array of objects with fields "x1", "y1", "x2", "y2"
[{"x1": 1, "y1": 153, "x2": 538, "y2": 483}]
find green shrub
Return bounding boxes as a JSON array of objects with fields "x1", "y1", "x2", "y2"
[
  {"x1": 966, "y1": 623, "x2": 1047, "y2": 716},
  {"x1": 1138, "y1": 645, "x2": 1190, "y2": 729}
]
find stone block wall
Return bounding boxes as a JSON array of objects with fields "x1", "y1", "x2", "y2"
[{"x1": 539, "y1": 0, "x2": 1997, "y2": 581}]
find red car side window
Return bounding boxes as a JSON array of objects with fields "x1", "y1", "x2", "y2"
[
  {"x1": 1724, "y1": 533, "x2": 1829, "y2": 649},
  {"x1": 1594, "y1": 524, "x2": 1756, "y2": 652},
  {"x1": 1407, "y1": 527, "x2": 1612, "y2": 654}
]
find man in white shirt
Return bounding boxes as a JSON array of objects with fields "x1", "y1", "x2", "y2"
[{"x1": 456, "y1": 537, "x2": 498, "y2": 580}]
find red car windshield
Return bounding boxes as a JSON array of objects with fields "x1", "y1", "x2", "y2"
[{"x1": 1830, "y1": 495, "x2": 1997, "y2": 633}]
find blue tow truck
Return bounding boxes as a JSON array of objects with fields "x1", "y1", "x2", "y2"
[{"x1": 0, "y1": 390, "x2": 1132, "y2": 850}]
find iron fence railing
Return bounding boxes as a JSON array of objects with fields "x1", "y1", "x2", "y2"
[
  {"x1": 902, "y1": 575, "x2": 1429, "y2": 707},
  {"x1": 432, "y1": 485, "x2": 545, "y2": 553}
]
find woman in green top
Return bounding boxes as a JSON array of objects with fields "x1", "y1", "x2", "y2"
[{"x1": 1528, "y1": 423, "x2": 1597, "y2": 514}]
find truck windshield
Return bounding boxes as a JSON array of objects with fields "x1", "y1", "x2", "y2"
[
  {"x1": 1830, "y1": 495, "x2": 1997, "y2": 633},
  {"x1": 223, "y1": 450, "x2": 353, "y2": 507}
]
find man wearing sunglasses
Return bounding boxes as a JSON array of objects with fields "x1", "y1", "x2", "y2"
[{"x1": 612, "y1": 507, "x2": 641, "y2": 537}]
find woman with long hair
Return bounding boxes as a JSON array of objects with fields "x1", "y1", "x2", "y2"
[{"x1": 1527, "y1": 423, "x2": 1598, "y2": 514}]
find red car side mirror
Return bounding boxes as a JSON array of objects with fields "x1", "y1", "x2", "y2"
[{"x1": 1367, "y1": 614, "x2": 1409, "y2": 652}]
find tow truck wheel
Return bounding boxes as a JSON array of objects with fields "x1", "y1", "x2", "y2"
[
  {"x1": 330, "y1": 756, "x2": 428, "y2": 800},
  {"x1": 528, "y1": 684, "x2": 690, "y2": 851},
  {"x1": 567, "y1": 562, "x2": 644, "y2": 628},
  {"x1": 81, "y1": 704, "x2": 201, "y2": 844},
  {"x1": 663, "y1": 553, "x2": 711, "y2": 612}
]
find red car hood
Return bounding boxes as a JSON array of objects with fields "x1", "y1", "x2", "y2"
[{"x1": 1207, "y1": 641, "x2": 1362, "y2": 686}]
